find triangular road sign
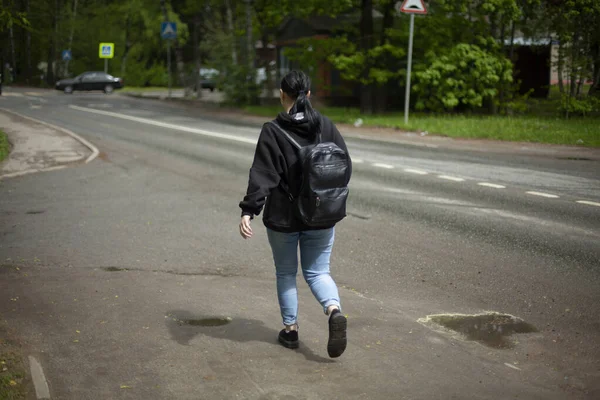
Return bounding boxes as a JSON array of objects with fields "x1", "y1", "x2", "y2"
[
  {"x1": 161, "y1": 22, "x2": 177, "y2": 39},
  {"x1": 398, "y1": 0, "x2": 427, "y2": 14},
  {"x1": 163, "y1": 24, "x2": 175, "y2": 36}
]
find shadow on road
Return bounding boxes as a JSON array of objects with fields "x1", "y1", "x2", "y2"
[{"x1": 165, "y1": 309, "x2": 334, "y2": 364}]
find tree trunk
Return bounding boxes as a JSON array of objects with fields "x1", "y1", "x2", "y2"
[
  {"x1": 508, "y1": 20, "x2": 516, "y2": 61},
  {"x1": 46, "y1": 0, "x2": 59, "y2": 85},
  {"x1": 26, "y1": 0, "x2": 31, "y2": 83},
  {"x1": 246, "y1": 0, "x2": 253, "y2": 70},
  {"x1": 589, "y1": 62, "x2": 600, "y2": 96},
  {"x1": 9, "y1": 24, "x2": 17, "y2": 82},
  {"x1": 569, "y1": 39, "x2": 578, "y2": 97},
  {"x1": 576, "y1": 74, "x2": 584, "y2": 97},
  {"x1": 65, "y1": 0, "x2": 78, "y2": 77},
  {"x1": 588, "y1": 42, "x2": 600, "y2": 96},
  {"x1": 373, "y1": 0, "x2": 395, "y2": 113},
  {"x1": 194, "y1": 14, "x2": 202, "y2": 99},
  {"x1": 557, "y1": 41, "x2": 565, "y2": 94},
  {"x1": 121, "y1": 14, "x2": 130, "y2": 77},
  {"x1": 245, "y1": 0, "x2": 255, "y2": 104},
  {"x1": 359, "y1": 0, "x2": 374, "y2": 115},
  {"x1": 225, "y1": 0, "x2": 237, "y2": 65}
]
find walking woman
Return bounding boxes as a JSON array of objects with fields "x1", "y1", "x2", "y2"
[{"x1": 239, "y1": 70, "x2": 351, "y2": 358}]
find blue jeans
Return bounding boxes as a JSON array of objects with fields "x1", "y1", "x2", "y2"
[{"x1": 267, "y1": 227, "x2": 341, "y2": 326}]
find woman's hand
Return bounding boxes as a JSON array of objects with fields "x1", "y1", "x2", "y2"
[{"x1": 239, "y1": 215, "x2": 253, "y2": 239}]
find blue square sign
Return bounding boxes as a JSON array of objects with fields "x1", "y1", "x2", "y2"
[
  {"x1": 161, "y1": 22, "x2": 177, "y2": 39},
  {"x1": 62, "y1": 50, "x2": 72, "y2": 61}
]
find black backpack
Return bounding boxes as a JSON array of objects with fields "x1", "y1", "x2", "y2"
[{"x1": 270, "y1": 120, "x2": 350, "y2": 227}]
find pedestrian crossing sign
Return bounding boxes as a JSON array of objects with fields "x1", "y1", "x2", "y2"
[
  {"x1": 99, "y1": 43, "x2": 115, "y2": 59},
  {"x1": 161, "y1": 22, "x2": 177, "y2": 39}
]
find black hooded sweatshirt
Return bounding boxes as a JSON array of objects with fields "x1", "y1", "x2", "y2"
[{"x1": 239, "y1": 111, "x2": 352, "y2": 233}]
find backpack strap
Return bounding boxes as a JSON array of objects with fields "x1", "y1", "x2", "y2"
[
  {"x1": 268, "y1": 120, "x2": 296, "y2": 202},
  {"x1": 269, "y1": 120, "x2": 302, "y2": 149}
]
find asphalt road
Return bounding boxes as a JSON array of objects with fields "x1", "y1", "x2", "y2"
[{"x1": 1, "y1": 88, "x2": 599, "y2": 400}]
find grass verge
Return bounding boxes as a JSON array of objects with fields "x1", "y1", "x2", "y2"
[
  {"x1": 0, "y1": 130, "x2": 10, "y2": 163},
  {"x1": 243, "y1": 105, "x2": 600, "y2": 147},
  {"x1": 0, "y1": 323, "x2": 29, "y2": 400}
]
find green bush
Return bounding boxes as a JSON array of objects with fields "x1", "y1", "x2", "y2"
[
  {"x1": 414, "y1": 44, "x2": 513, "y2": 112},
  {"x1": 559, "y1": 94, "x2": 600, "y2": 117},
  {"x1": 219, "y1": 65, "x2": 261, "y2": 106},
  {"x1": 122, "y1": 62, "x2": 168, "y2": 87}
]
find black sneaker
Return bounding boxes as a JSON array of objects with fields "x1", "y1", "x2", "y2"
[
  {"x1": 327, "y1": 309, "x2": 347, "y2": 358},
  {"x1": 278, "y1": 329, "x2": 299, "y2": 349}
]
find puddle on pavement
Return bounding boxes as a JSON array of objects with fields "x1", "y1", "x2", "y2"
[
  {"x1": 168, "y1": 314, "x2": 232, "y2": 327},
  {"x1": 102, "y1": 267, "x2": 127, "y2": 272},
  {"x1": 419, "y1": 312, "x2": 537, "y2": 348},
  {"x1": 179, "y1": 317, "x2": 231, "y2": 327}
]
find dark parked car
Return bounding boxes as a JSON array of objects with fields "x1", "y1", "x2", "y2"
[
  {"x1": 55, "y1": 72, "x2": 124, "y2": 94},
  {"x1": 193, "y1": 68, "x2": 218, "y2": 92}
]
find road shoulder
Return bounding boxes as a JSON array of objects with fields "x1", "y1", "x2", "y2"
[{"x1": 0, "y1": 109, "x2": 99, "y2": 179}]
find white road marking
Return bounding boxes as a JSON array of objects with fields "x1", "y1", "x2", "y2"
[
  {"x1": 404, "y1": 168, "x2": 428, "y2": 175},
  {"x1": 352, "y1": 158, "x2": 364, "y2": 163},
  {"x1": 70, "y1": 105, "x2": 258, "y2": 145},
  {"x1": 439, "y1": 175, "x2": 465, "y2": 182},
  {"x1": 28, "y1": 356, "x2": 51, "y2": 399},
  {"x1": 1, "y1": 93, "x2": 23, "y2": 97},
  {"x1": 478, "y1": 182, "x2": 506, "y2": 189},
  {"x1": 0, "y1": 165, "x2": 67, "y2": 180},
  {"x1": 577, "y1": 200, "x2": 600, "y2": 207},
  {"x1": 372, "y1": 163, "x2": 394, "y2": 169},
  {"x1": 526, "y1": 191, "x2": 559, "y2": 199},
  {"x1": 67, "y1": 105, "x2": 596, "y2": 209},
  {"x1": 504, "y1": 363, "x2": 521, "y2": 371},
  {"x1": 30, "y1": 105, "x2": 42, "y2": 109}
]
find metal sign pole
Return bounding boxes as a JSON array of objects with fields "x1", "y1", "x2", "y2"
[
  {"x1": 104, "y1": 59, "x2": 108, "y2": 74},
  {"x1": 404, "y1": 13, "x2": 415, "y2": 125},
  {"x1": 167, "y1": 40, "x2": 172, "y2": 99}
]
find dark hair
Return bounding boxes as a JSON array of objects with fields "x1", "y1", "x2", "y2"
[{"x1": 281, "y1": 70, "x2": 321, "y2": 133}]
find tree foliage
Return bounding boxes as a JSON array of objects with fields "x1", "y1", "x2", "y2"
[{"x1": 1, "y1": 0, "x2": 598, "y2": 114}]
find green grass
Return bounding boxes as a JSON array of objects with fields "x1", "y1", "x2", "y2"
[
  {"x1": 243, "y1": 105, "x2": 600, "y2": 147},
  {"x1": 0, "y1": 325, "x2": 28, "y2": 400},
  {"x1": 0, "y1": 130, "x2": 10, "y2": 162}
]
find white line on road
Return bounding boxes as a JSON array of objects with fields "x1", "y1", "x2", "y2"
[
  {"x1": 478, "y1": 182, "x2": 506, "y2": 189},
  {"x1": 372, "y1": 163, "x2": 394, "y2": 169},
  {"x1": 70, "y1": 105, "x2": 258, "y2": 145},
  {"x1": 352, "y1": 158, "x2": 364, "y2": 163},
  {"x1": 439, "y1": 175, "x2": 465, "y2": 182},
  {"x1": 504, "y1": 362, "x2": 521, "y2": 371},
  {"x1": 404, "y1": 168, "x2": 428, "y2": 175},
  {"x1": 577, "y1": 200, "x2": 600, "y2": 207},
  {"x1": 28, "y1": 356, "x2": 51, "y2": 399},
  {"x1": 526, "y1": 191, "x2": 559, "y2": 199},
  {"x1": 0, "y1": 165, "x2": 67, "y2": 180}
]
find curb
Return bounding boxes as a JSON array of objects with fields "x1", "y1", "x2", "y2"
[{"x1": 0, "y1": 108, "x2": 100, "y2": 179}]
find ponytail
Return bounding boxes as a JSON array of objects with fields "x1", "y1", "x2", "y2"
[{"x1": 281, "y1": 71, "x2": 322, "y2": 133}]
